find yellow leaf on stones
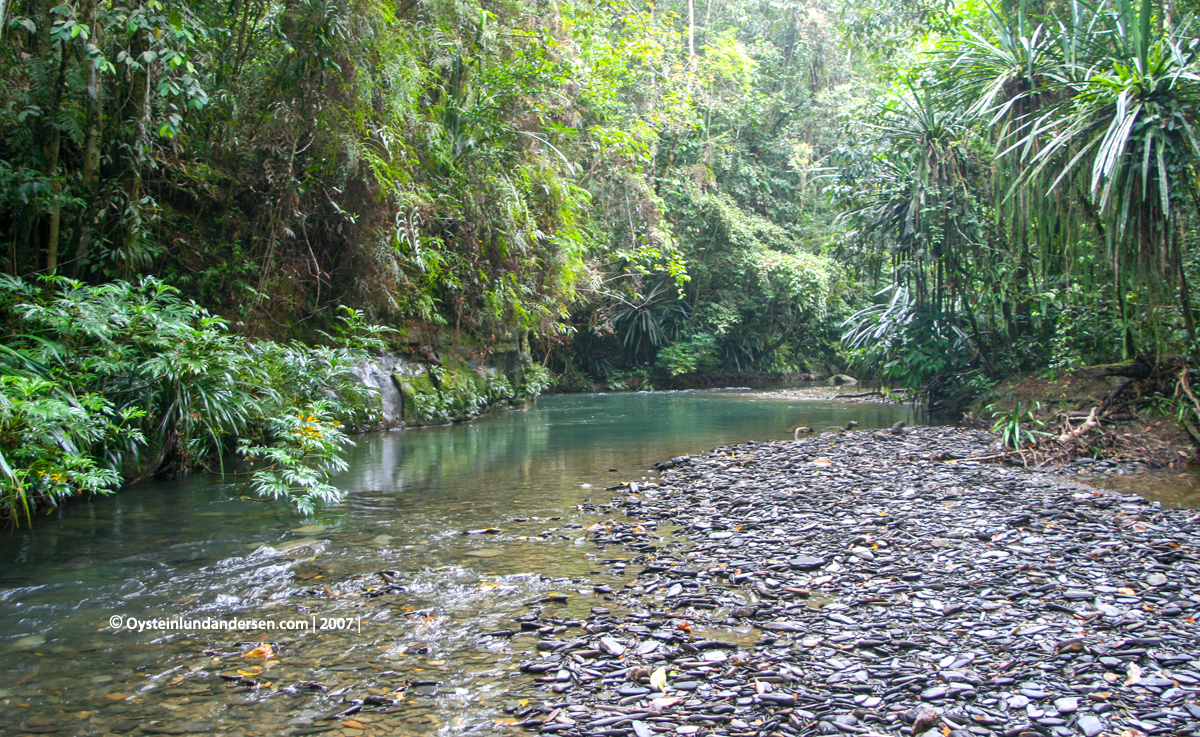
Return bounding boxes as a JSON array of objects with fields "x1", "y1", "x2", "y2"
[
  {"x1": 651, "y1": 696, "x2": 681, "y2": 709},
  {"x1": 104, "y1": 694, "x2": 130, "y2": 700},
  {"x1": 1118, "y1": 587, "x2": 1136, "y2": 595},
  {"x1": 649, "y1": 666, "x2": 668, "y2": 692},
  {"x1": 494, "y1": 719, "x2": 518, "y2": 725},
  {"x1": 243, "y1": 644, "x2": 274, "y2": 661},
  {"x1": 342, "y1": 720, "x2": 365, "y2": 729},
  {"x1": 237, "y1": 668, "x2": 262, "y2": 677},
  {"x1": 811, "y1": 459, "x2": 833, "y2": 467},
  {"x1": 1125, "y1": 663, "x2": 1142, "y2": 686}
]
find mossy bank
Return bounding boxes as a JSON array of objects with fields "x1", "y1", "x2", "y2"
[{"x1": 351, "y1": 345, "x2": 552, "y2": 431}]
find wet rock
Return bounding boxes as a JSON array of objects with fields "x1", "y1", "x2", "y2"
[{"x1": 1076, "y1": 715, "x2": 1104, "y2": 737}]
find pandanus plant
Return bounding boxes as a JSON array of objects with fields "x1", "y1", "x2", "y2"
[{"x1": 958, "y1": 0, "x2": 1200, "y2": 356}]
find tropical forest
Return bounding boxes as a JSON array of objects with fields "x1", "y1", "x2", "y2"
[{"x1": 0, "y1": 0, "x2": 1199, "y2": 734}]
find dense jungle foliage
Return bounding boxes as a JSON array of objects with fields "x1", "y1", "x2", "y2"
[{"x1": 2, "y1": 0, "x2": 1200, "y2": 514}]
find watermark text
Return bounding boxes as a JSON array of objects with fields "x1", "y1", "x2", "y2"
[{"x1": 107, "y1": 614, "x2": 361, "y2": 633}]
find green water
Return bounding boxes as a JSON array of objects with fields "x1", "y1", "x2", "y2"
[{"x1": 0, "y1": 390, "x2": 917, "y2": 736}]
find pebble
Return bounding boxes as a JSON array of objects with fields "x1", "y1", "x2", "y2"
[{"x1": 509, "y1": 427, "x2": 1200, "y2": 737}]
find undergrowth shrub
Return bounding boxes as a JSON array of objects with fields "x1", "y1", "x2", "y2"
[{"x1": 0, "y1": 275, "x2": 382, "y2": 520}]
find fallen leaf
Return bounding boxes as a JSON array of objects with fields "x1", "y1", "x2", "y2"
[
  {"x1": 1125, "y1": 662, "x2": 1142, "y2": 686},
  {"x1": 649, "y1": 666, "x2": 668, "y2": 692},
  {"x1": 342, "y1": 720, "x2": 364, "y2": 729},
  {"x1": 243, "y1": 644, "x2": 274, "y2": 661},
  {"x1": 651, "y1": 696, "x2": 681, "y2": 709},
  {"x1": 811, "y1": 459, "x2": 833, "y2": 467}
]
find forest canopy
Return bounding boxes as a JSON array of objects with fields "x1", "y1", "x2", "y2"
[{"x1": 1, "y1": 0, "x2": 1199, "y2": 403}]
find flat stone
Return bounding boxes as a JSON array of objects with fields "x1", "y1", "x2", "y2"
[
  {"x1": 789, "y1": 555, "x2": 826, "y2": 570},
  {"x1": 1076, "y1": 715, "x2": 1104, "y2": 737}
]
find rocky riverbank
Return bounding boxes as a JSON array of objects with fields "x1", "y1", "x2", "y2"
[
  {"x1": 350, "y1": 348, "x2": 538, "y2": 431},
  {"x1": 501, "y1": 427, "x2": 1200, "y2": 737}
]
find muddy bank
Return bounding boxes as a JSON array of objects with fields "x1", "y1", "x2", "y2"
[
  {"x1": 501, "y1": 427, "x2": 1200, "y2": 737},
  {"x1": 966, "y1": 372, "x2": 1195, "y2": 468}
]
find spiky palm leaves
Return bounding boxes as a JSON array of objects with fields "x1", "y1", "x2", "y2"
[
  {"x1": 959, "y1": 0, "x2": 1200, "y2": 354},
  {"x1": 841, "y1": 0, "x2": 1200, "y2": 390}
]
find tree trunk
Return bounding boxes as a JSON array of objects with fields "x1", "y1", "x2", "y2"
[
  {"x1": 121, "y1": 24, "x2": 152, "y2": 275},
  {"x1": 685, "y1": 0, "x2": 696, "y2": 93},
  {"x1": 73, "y1": 0, "x2": 103, "y2": 277},
  {"x1": 45, "y1": 49, "x2": 67, "y2": 273},
  {"x1": 39, "y1": 0, "x2": 68, "y2": 273},
  {"x1": 1178, "y1": 226, "x2": 1196, "y2": 349}
]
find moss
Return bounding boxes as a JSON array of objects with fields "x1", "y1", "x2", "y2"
[
  {"x1": 394, "y1": 363, "x2": 490, "y2": 424},
  {"x1": 395, "y1": 372, "x2": 439, "y2": 423}
]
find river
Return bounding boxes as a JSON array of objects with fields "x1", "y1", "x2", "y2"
[{"x1": 0, "y1": 390, "x2": 921, "y2": 735}]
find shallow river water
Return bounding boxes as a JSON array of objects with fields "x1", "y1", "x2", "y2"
[{"x1": 0, "y1": 391, "x2": 923, "y2": 736}]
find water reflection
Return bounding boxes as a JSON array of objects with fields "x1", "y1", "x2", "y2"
[
  {"x1": 0, "y1": 390, "x2": 921, "y2": 735},
  {"x1": 1079, "y1": 467, "x2": 1200, "y2": 509}
]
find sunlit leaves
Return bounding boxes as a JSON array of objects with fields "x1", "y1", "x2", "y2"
[{"x1": 239, "y1": 401, "x2": 354, "y2": 514}]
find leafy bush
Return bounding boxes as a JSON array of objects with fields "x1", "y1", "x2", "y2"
[
  {"x1": 657, "y1": 332, "x2": 720, "y2": 376},
  {"x1": 0, "y1": 275, "x2": 381, "y2": 519},
  {"x1": 988, "y1": 401, "x2": 1050, "y2": 450},
  {"x1": 239, "y1": 402, "x2": 354, "y2": 515},
  {"x1": 520, "y1": 364, "x2": 556, "y2": 397},
  {"x1": 0, "y1": 376, "x2": 143, "y2": 522}
]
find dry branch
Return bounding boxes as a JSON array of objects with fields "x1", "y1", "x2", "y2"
[{"x1": 1058, "y1": 406, "x2": 1099, "y2": 444}]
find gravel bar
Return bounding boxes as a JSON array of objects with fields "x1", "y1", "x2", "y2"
[{"x1": 506, "y1": 427, "x2": 1200, "y2": 737}]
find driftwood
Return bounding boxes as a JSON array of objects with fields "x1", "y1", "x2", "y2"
[
  {"x1": 832, "y1": 391, "x2": 883, "y2": 399},
  {"x1": 1058, "y1": 406, "x2": 1099, "y2": 444}
]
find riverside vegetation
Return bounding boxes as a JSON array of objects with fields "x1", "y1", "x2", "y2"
[
  {"x1": 4, "y1": 0, "x2": 1200, "y2": 517},
  {"x1": 0, "y1": 275, "x2": 389, "y2": 518}
]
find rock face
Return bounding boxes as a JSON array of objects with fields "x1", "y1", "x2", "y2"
[
  {"x1": 351, "y1": 352, "x2": 413, "y2": 431},
  {"x1": 829, "y1": 373, "x2": 858, "y2": 386},
  {"x1": 350, "y1": 352, "x2": 530, "y2": 431}
]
